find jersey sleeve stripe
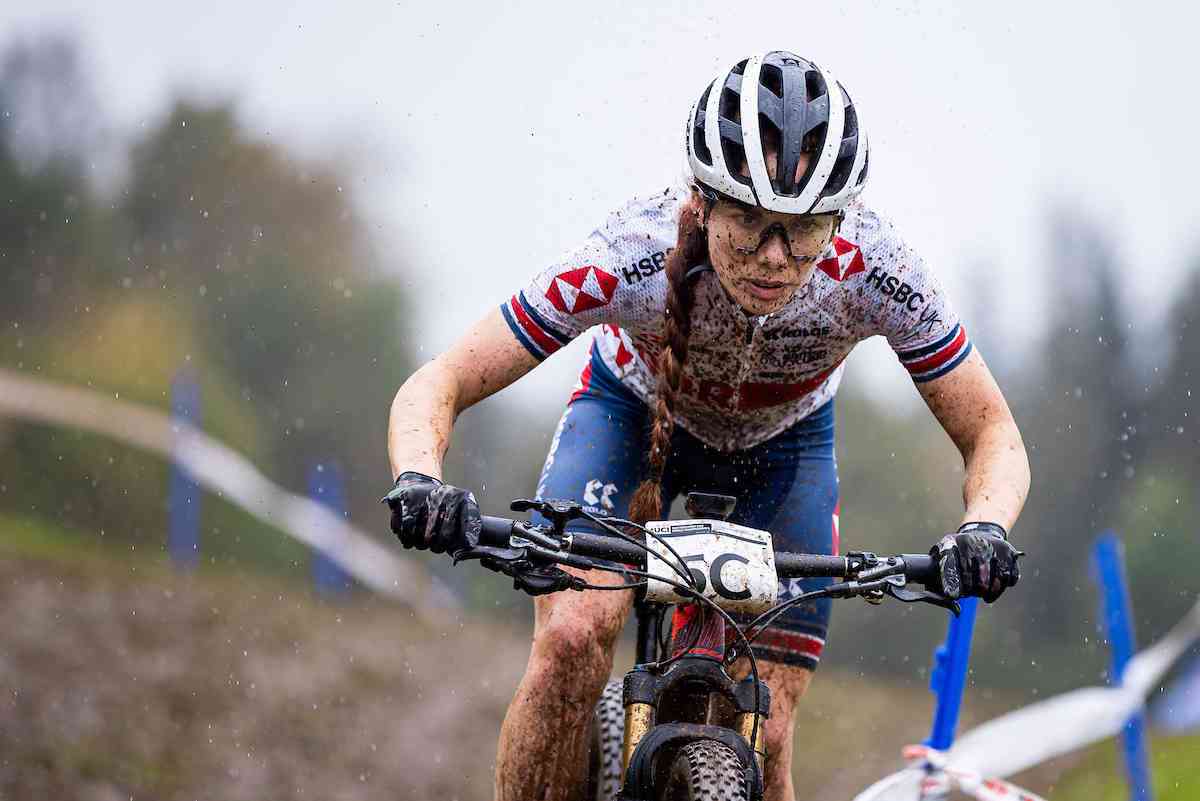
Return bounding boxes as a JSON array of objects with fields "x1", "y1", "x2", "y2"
[
  {"x1": 900, "y1": 324, "x2": 966, "y2": 374},
  {"x1": 517, "y1": 291, "x2": 571, "y2": 346},
  {"x1": 911, "y1": 340, "x2": 973, "y2": 383},
  {"x1": 500, "y1": 301, "x2": 547, "y2": 361},
  {"x1": 508, "y1": 294, "x2": 565, "y2": 357},
  {"x1": 896, "y1": 323, "x2": 962, "y2": 362}
]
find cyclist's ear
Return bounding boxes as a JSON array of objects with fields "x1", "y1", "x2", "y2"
[{"x1": 687, "y1": 188, "x2": 712, "y2": 231}]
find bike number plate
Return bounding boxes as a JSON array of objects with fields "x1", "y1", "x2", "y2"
[{"x1": 644, "y1": 519, "x2": 777, "y2": 614}]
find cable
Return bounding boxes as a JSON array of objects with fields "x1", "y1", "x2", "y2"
[
  {"x1": 578, "y1": 579, "x2": 647, "y2": 591},
  {"x1": 580, "y1": 512, "x2": 699, "y2": 592},
  {"x1": 743, "y1": 587, "x2": 837, "y2": 645}
]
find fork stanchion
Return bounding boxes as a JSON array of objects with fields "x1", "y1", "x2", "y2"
[
  {"x1": 924, "y1": 596, "x2": 979, "y2": 750},
  {"x1": 1092, "y1": 531, "x2": 1154, "y2": 801},
  {"x1": 168, "y1": 366, "x2": 202, "y2": 570}
]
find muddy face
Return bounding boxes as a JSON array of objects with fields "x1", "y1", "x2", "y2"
[
  {"x1": 702, "y1": 150, "x2": 839, "y2": 316},
  {"x1": 706, "y1": 200, "x2": 837, "y2": 315}
]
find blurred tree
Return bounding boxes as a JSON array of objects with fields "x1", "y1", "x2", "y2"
[
  {"x1": 0, "y1": 34, "x2": 416, "y2": 577},
  {"x1": 0, "y1": 33, "x2": 112, "y2": 335},
  {"x1": 1148, "y1": 267, "x2": 1199, "y2": 468},
  {"x1": 118, "y1": 99, "x2": 414, "y2": 521},
  {"x1": 0, "y1": 33, "x2": 103, "y2": 174},
  {"x1": 1003, "y1": 209, "x2": 1136, "y2": 648}
]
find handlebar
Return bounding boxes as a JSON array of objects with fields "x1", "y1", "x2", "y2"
[{"x1": 479, "y1": 515, "x2": 942, "y2": 589}]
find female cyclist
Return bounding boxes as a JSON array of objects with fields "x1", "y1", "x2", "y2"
[{"x1": 384, "y1": 51, "x2": 1029, "y2": 801}]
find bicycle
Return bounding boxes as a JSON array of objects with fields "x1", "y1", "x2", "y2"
[{"x1": 451, "y1": 491, "x2": 963, "y2": 801}]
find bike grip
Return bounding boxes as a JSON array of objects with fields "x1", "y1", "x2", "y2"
[
  {"x1": 773, "y1": 553, "x2": 847, "y2": 578},
  {"x1": 479, "y1": 515, "x2": 514, "y2": 547},
  {"x1": 902, "y1": 554, "x2": 938, "y2": 583},
  {"x1": 904, "y1": 553, "x2": 960, "y2": 597}
]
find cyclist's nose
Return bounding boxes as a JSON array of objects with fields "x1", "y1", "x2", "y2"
[{"x1": 757, "y1": 229, "x2": 792, "y2": 270}]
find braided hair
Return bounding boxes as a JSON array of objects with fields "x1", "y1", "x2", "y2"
[{"x1": 628, "y1": 191, "x2": 712, "y2": 523}]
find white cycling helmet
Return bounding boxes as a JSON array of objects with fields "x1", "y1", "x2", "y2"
[{"x1": 686, "y1": 51, "x2": 869, "y2": 214}]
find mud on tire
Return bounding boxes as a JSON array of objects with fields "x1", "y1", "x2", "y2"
[{"x1": 658, "y1": 739, "x2": 749, "y2": 801}]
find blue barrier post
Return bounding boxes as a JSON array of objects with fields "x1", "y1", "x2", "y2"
[
  {"x1": 925, "y1": 597, "x2": 979, "y2": 750},
  {"x1": 308, "y1": 462, "x2": 352, "y2": 597},
  {"x1": 1092, "y1": 531, "x2": 1153, "y2": 801},
  {"x1": 167, "y1": 367, "x2": 201, "y2": 569}
]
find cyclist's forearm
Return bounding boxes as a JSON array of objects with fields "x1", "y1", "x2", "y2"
[
  {"x1": 386, "y1": 310, "x2": 542, "y2": 483},
  {"x1": 959, "y1": 419, "x2": 1029, "y2": 531},
  {"x1": 388, "y1": 360, "x2": 461, "y2": 480}
]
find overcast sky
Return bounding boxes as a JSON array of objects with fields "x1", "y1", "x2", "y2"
[{"x1": 3, "y1": 0, "x2": 1197, "y2": 415}]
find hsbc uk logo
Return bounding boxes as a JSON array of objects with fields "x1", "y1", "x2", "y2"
[
  {"x1": 545, "y1": 265, "x2": 619, "y2": 314},
  {"x1": 815, "y1": 236, "x2": 865, "y2": 282}
]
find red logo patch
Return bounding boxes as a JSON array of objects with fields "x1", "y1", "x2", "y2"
[
  {"x1": 816, "y1": 236, "x2": 865, "y2": 282},
  {"x1": 545, "y1": 265, "x2": 619, "y2": 314}
]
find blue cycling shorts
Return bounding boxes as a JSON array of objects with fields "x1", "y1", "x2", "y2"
[{"x1": 534, "y1": 346, "x2": 839, "y2": 670}]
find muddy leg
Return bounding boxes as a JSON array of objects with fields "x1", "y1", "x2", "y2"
[{"x1": 494, "y1": 567, "x2": 635, "y2": 801}]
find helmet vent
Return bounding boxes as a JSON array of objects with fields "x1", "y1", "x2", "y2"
[
  {"x1": 822, "y1": 135, "x2": 858, "y2": 197},
  {"x1": 692, "y1": 85, "x2": 714, "y2": 166},
  {"x1": 721, "y1": 138, "x2": 751, "y2": 187},
  {"x1": 804, "y1": 71, "x2": 825, "y2": 102},
  {"x1": 759, "y1": 63, "x2": 784, "y2": 98},
  {"x1": 855, "y1": 148, "x2": 870, "y2": 187},
  {"x1": 719, "y1": 86, "x2": 740, "y2": 123}
]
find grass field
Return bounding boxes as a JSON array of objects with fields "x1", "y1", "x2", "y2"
[
  {"x1": 2, "y1": 516, "x2": 1195, "y2": 800},
  {"x1": 1049, "y1": 734, "x2": 1200, "y2": 801}
]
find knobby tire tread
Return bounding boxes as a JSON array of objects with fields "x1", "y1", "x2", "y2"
[
  {"x1": 588, "y1": 679, "x2": 625, "y2": 801},
  {"x1": 659, "y1": 739, "x2": 749, "y2": 801}
]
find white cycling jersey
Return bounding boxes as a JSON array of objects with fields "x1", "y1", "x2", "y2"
[{"x1": 501, "y1": 183, "x2": 971, "y2": 451}]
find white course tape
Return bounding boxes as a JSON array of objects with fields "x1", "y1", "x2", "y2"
[
  {"x1": 852, "y1": 767, "x2": 924, "y2": 801},
  {"x1": 0, "y1": 367, "x2": 458, "y2": 620},
  {"x1": 852, "y1": 600, "x2": 1200, "y2": 801},
  {"x1": 947, "y1": 599, "x2": 1200, "y2": 778}
]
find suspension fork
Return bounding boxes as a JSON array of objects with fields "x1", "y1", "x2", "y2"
[{"x1": 624, "y1": 601, "x2": 770, "y2": 773}]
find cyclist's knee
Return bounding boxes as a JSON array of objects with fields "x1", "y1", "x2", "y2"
[
  {"x1": 531, "y1": 599, "x2": 624, "y2": 683},
  {"x1": 535, "y1": 610, "x2": 616, "y2": 667}
]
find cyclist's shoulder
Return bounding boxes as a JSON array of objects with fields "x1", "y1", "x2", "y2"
[
  {"x1": 827, "y1": 200, "x2": 936, "y2": 290},
  {"x1": 589, "y1": 181, "x2": 688, "y2": 252},
  {"x1": 563, "y1": 182, "x2": 686, "y2": 297},
  {"x1": 838, "y1": 201, "x2": 913, "y2": 256}
]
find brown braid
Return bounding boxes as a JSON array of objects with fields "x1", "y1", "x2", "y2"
[{"x1": 628, "y1": 192, "x2": 711, "y2": 523}]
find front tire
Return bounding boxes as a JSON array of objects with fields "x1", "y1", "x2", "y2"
[
  {"x1": 657, "y1": 739, "x2": 750, "y2": 801},
  {"x1": 587, "y1": 679, "x2": 625, "y2": 801}
]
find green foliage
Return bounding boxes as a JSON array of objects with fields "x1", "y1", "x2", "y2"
[{"x1": 1050, "y1": 735, "x2": 1200, "y2": 801}]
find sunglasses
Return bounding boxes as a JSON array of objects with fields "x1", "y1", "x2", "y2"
[{"x1": 695, "y1": 183, "x2": 841, "y2": 262}]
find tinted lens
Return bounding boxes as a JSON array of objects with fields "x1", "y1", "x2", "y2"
[
  {"x1": 783, "y1": 216, "x2": 836, "y2": 255},
  {"x1": 727, "y1": 215, "x2": 835, "y2": 257}
]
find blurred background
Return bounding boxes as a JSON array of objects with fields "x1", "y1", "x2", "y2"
[{"x1": 1, "y1": 1, "x2": 1197, "y2": 799}]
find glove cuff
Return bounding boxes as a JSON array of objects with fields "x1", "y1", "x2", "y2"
[
  {"x1": 395, "y1": 470, "x2": 443, "y2": 486},
  {"x1": 957, "y1": 521, "x2": 1008, "y2": 541}
]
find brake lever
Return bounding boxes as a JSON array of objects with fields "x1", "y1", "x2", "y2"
[
  {"x1": 452, "y1": 543, "x2": 528, "y2": 566},
  {"x1": 883, "y1": 580, "x2": 961, "y2": 616}
]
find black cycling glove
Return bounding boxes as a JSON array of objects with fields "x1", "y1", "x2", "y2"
[
  {"x1": 382, "y1": 471, "x2": 481, "y2": 556},
  {"x1": 931, "y1": 522, "x2": 1023, "y2": 603}
]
